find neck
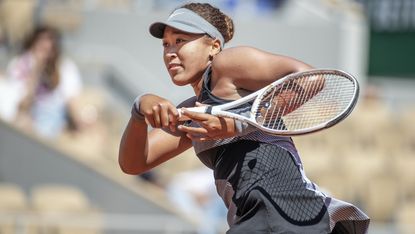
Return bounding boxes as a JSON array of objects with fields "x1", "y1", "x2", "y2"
[
  {"x1": 191, "y1": 77, "x2": 204, "y2": 97},
  {"x1": 191, "y1": 63, "x2": 211, "y2": 96}
]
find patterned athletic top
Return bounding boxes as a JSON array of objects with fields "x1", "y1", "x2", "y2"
[
  {"x1": 191, "y1": 66, "x2": 300, "y2": 168},
  {"x1": 186, "y1": 66, "x2": 370, "y2": 233}
]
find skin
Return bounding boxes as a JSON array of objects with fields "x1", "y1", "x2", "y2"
[
  {"x1": 32, "y1": 32, "x2": 56, "y2": 65},
  {"x1": 118, "y1": 25, "x2": 313, "y2": 175},
  {"x1": 17, "y1": 32, "x2": 58, "y2": 122}
]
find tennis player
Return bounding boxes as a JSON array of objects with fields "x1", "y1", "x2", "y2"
[{"x1": 119, "y1": 2, "x2": 370, "y2": 233}]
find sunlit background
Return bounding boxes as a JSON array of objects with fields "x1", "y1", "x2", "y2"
[{"x1": 0, "y1": 0, "x2": 414, "y2": 233}]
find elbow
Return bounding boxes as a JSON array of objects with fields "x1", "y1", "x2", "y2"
[
  {"x1": 119, "y1": 164, "x2": 140, "y2": 175},
  {"x1": 118, "y1": 145, "x2": 147, "y2": 175},
  {"x1": 118, "y1": 157, "x2": 145, "y2": 175}
]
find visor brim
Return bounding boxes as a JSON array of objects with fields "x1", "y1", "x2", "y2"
[{"x1": 149, "y1": 21, "x2": 205, "y2": 38}]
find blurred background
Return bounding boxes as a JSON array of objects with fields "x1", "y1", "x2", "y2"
[{"x1": 0, "y1": 0, "x2": 414, "y2": 233}]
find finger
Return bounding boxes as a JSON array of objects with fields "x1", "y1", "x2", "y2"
[
  {"x1": 168, "y1": 106, "x2": 179, "y2": 124},
  {"x1": 144, "y1": 117, "x2": 151, "y2": 126},
  {"x1": 152, "y1": 105, "x2": 162, "y2": 128},
  {"x1": 163, "y1": 105, "x2": 178, "y2": 132},
  {"x1": 141, "y1": 107, "x2": 155, "y2": 127},
  {"x1": 169, "y1": 122, "x2": 176, "y2": 132},
  {"x1": 168, "y1": 113, "x2": 178, "y2": 132},
  {"x1": 177, "y1": 124, "x2": 208, "y2": 135},
  {"x1": 143, "y1": 112, "x2": 155, "y2": 127},
  {"x1": 159, "y1": 103, "x2": 170, "y2": 128},
  {"x1": 181, "y1": 108, "x2": 211, "y2": 122}
]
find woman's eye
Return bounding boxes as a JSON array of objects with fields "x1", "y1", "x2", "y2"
[
  {"x1": 162, "y1": 42, "x2": 169, "y2": 48},
  {"x1": 176, "y1": 38, "x2": 186, "y2": 44}
]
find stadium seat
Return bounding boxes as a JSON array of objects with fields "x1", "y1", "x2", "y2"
[
  {"x1": 40, "y1": 0, "x2": 83, "y2": 32},
  {"x1": 0, "y1": 0, "x2": 35, "y2": 49},
  {"x1": 0, "y1": 183, "x2": 28, "y2": 234},
  {"x1": 30, "y1": 184, "x2": 102, "y2": 234},
  {"x1": 31, "y1": 184, "x2": 91, "y2": 213},
  {"x1": 0, "y1": 182, "x2": 28, "y2": 210},
  {"x1": 361, "y1": 177, "x2": 399, "y2": 222},
  {"x1": 298, "y1": 148, "x2": 336, "y2": 179},
  {"x1": 392, "y1": 155, "x2": 415, "y2": 199},
  {"x1": 314, "y1": 173, "x2": 356, "y2": 202},
  {"x1": 396, "y1": 199, "x2": 415, "y2": 234},
  {"x1": 349, "y1": 100, "x2": 393, "y2": 151}
]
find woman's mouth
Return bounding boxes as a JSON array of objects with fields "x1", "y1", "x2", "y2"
[{"x1": 168, "y1": 63, "x2": 181, "y2": 71}]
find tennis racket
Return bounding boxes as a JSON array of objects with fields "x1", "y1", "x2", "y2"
[{"x1": 179, "y1": 69, "x2": 359, "y2": 136}]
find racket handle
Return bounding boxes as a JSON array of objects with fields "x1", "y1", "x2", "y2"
[{"x1": 178, "y1": 106, "x2": 210, "y2": 121}]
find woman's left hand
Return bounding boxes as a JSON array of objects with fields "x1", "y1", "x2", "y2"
[{"x1": 177, "y1": 102, "x2": 236, "y2": 141}]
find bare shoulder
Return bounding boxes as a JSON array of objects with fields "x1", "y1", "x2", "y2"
[
  {"x1": 212, "y1": 46, "x2": 294, "y2": 74},
  {"x1": 211, "y1": 46, "x2": 261, "y2": 77},
  {"x1": 214, "y1": 46, "x2": 267, "y2": 63},
  {"x1": 211, "y1": 46, "x2": 312, "y2": 92}
]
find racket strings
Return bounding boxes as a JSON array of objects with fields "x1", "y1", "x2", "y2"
[
  {"x1": 286, "y1": 75, "x2": 355, "y2": 129},
  {"x1": 285, "y1": 75, "x2": 321, "y2": 129},
  {"x1": 257, "y1": 75, "x2": 321, "y2": 129},
  {"x1": 254, "y1": 73, "x2": 356, "y2": 131},
  {"x1": 287, "y1": 74, "x2": 326, "y2": 129}
]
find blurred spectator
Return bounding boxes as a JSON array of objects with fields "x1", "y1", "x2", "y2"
[
  {"x1": 166, "y1": 167, "x2": 227, "y2": 234},
  {"x1": 2, "y1": 25, "x2": 83, "y2": 138},
  {"x1": 0, "y1": 70, "x2": 21, "y2": 121},
  {"x1": 256, "y1": 0, "x2": 287, "y2": 14}
]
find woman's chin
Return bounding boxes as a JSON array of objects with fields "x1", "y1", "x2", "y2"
[
  {"x1": 170, "y1": 75, "x2": 188, "y2": 86},
  {"x1": 171, "y1": 79, "x2": 188, "y2": 86}
]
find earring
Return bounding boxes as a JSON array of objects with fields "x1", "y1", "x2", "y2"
[{"x1": 209, "y1": 54, "x2": 213, "y2": 61}]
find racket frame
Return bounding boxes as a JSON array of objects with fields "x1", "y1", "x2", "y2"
[
  {"x1": 250, "y1": 69, "x2": 360, "y2": 136},
  {"x1": 182, "y1": 69, "x2": 360, "y2": 136}
]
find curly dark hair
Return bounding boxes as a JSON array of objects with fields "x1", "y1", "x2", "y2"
[{"x1": 178, "y1": 2, "x2": 234, "y2": 43}]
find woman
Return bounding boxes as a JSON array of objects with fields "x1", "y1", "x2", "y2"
[
  {"x1": 119, "y1": 3, "x2": 370, "y2": 233},
  {"x1": 6, "y1": 25, "x2": 82, "y2": 137}
]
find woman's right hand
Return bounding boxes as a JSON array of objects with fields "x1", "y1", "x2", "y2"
[{"x1": 137, "y1": 94, "x2": 179, "y2": 132}]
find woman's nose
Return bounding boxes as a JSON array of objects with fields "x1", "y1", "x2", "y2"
[{"x1": 165, "y1": 49, "x2": 178, "y2": 59}]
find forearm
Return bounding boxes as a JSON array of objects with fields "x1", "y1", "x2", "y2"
[
  {"x1": 118, "y1": 117, "x2": 149, "y2": 174},
  {"x1": 119, "y1": 95, "x2": 191, "y2": 174}
]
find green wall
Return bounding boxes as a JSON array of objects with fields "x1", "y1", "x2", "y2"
[{"x1": 368, "y1": 31, "x2": 415, "y2": 78}]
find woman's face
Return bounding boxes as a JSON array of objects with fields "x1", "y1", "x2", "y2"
[
  {"x1": 31, "y1": 31, "x2": 58, "y2": 63},
  {"x1": 162, "y1": 26, "x2": 213, "y2": 86}
]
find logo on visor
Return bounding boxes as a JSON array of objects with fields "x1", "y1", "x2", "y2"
[{"x1": 168, "y1": 12, "x2": 185, "y2": 20}]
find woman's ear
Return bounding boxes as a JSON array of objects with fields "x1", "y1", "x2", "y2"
[{"x1": 211, "y1": 38, "x2": 222, "y2": 55}]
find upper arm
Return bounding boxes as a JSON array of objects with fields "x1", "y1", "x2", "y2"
[{"x1": 211, "y1": 46, "x2": 313, "y2": 92}]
